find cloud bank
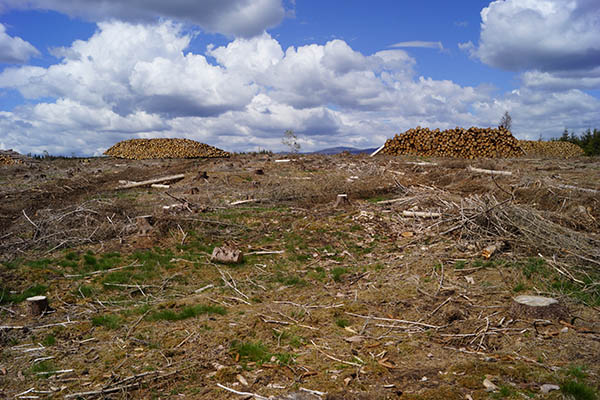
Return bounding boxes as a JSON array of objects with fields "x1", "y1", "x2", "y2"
[
  {"x1": 0, "y1": 23, "x2": 39, "y2": 63},
  {"x1": 0, "y1": 0, "x2": 286, "y2": 37}
]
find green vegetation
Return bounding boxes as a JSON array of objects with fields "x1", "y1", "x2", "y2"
[
  {"x1": 558, "y1": 128, "x2": 600, "y2": 156},
  {"x1": 0, "y1": 284, "x2": 47, "y2": 304},
  {"x1": 30, "y1": 360, "x2": 57, "y2": 377},
  {"x1": 335, "y1": 318, "x2": 350, "y2": 328},
  {"x1": 41, "y1": 334, "x2": 56, "y2": 346},
  {"x1": 147, "y1": 304, "x2": 226, "y2": 321},
  {"x1": 91, "y1": 314, "x2": 123, "y2": 330},
  {"x1": 561, "y1": 380, "x2": 597, "y2": 400},
  {"x1": 231, "y1": 340, "x2": 294, "y2": 365},
  {"x1": 331, "y1": 267, "x2": 348, "y2": 282}
]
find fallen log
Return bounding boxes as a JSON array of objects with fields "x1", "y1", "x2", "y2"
[
  {"x1": 117, "y1": 174, "x2": 185, "y2": 189},
  {"x1": 468, "y1": 166, "x2": 512, "y2": 176}
]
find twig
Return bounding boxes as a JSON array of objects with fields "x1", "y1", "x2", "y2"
[
  {"x1": 345, "y1": 312, "x2": 441, "y2": 329},
  {"x1": 429, "y1": 297, "x2": 452, "y2": 317},
  {"x1": 310, "y1": 340, "x2": 362, "y2": 367},
  {"x1": 216, "y1": 383, "x2": 268, "y2": 400}
]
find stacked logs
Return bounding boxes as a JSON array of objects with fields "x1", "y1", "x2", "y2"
[
  {"x1": 380, "y1": 127, "x2": 523, "y2": 159},
  {"x1": 519, "y1": 140, "x2": 584, "y2": 158},
  {"x1": 0, "y1": 149, "x2": 26, "y2": 165},
  {"x1": 104, "y1": 138, "x2": 230, "y2": 160}
]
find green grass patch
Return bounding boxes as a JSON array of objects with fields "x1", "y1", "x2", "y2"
[
  {"x1": 230, "y1": 340, "x2": 294, "y2": 366},
  {"x1": 147, "y1": 304, "x2": 226, "y2": 322},
  {"x1": 41, "y1": 334, "x2": 56, "y2": 346},
  {"x1": 91, "y1": 314, "x2": 123, "y2": 330},
  {"x1": 0, "y1": 284, "x2": 47, "y2": 304},
  {"x1": 561, "y1": 380, "x2": 597, "y2": 400},
  {"x1": 76, "y1": 285, "x2": 95, "y2": 297},
  {"x1": 30, "y1": 360, "x2": 57, "y2": 378},
  {"x1": 274, "y1": 273, "x2": 306, "y2": 287},
  {"x1": 331, "y1": 267, "x2": 348, "y2": 282},
  {"x1": 336, "y1": 318, "x2": 350, "y2": 328}
]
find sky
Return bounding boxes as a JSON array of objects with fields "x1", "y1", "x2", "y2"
[{"x1": 0, "y1": 0, "x2": 599, "y2": 156}]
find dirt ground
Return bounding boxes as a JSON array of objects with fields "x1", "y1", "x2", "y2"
[{"x1": 1, "y1": 153, "x2": 599, "y2": 399}]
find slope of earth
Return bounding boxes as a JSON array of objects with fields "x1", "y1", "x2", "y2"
[{"x1": 1, "y1": 154, "x2": 599, "y2": 399}]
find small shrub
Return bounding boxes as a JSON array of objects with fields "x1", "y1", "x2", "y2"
[
  {"x1": 331, "y1": 267, "x2": 348, "y2": 282},
  {"x1": 41, "y1": 334, "x2": 56, "y2": 346}
]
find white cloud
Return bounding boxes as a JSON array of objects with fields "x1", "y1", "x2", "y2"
[
  {"x1": 0, "y1": 23, "x2": 39, "y2": 63},
  {"x1": 1, "y1": 0, "x2": 285, "y2": 38},
  {"x1": 0, "y1": 20, "x2": 598, "y2": 156},
  {"x1": 391, "y1": 41, "x2": 444, "y2": 51},
  {"x1": 464, "y1": 0, "x2": 600, "y2": 72}
]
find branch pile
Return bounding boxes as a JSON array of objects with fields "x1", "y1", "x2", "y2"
[{"x1": 104, "y1": 138, "x2": 230, "y2": 159}]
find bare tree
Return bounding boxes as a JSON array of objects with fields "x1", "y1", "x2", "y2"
[
  {"x1": 499, "y1": 111, "x2": 512, "y2": 132},
  {"x1": 282, "y1": 129, "x2": 301, "y2": 153}
]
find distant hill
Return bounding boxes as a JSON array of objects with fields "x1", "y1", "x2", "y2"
[{"x1": 309, "y1": 146, "x2": 378, "y2": 155}]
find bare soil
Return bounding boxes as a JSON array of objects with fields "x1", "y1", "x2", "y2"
[{"x1": 1, "y1": 154, "x2": 599, "y2": 399}]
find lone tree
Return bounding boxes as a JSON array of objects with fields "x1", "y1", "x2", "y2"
[
  {"x1": 282, "y1": 129, "x2": 301, "y2": 153},
  {"x1": 499, "y1": 111, "x2": 512, "y2": 132}
]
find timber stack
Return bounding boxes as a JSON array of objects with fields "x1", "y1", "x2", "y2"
[
  {"x1": 0, "y1": 149, "x2": 27, "y2": 166},
  {"x1": 104, "y1": 138, "x2": 230, "y2": 160},
  {"x1": 519, "y1": 140, "x2": 584, "y2": 158},
  {"x1": 380, "y1": 126, "x2": 522, "y2": 159}
]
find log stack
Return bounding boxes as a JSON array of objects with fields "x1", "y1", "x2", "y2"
[
  {"x1": 104, "y1": 138, "x2": 230, "y2": 160},
  {"x1": 380, "y1": 127, "x2": 523, "y2": 159},
  {"x1": 0, "y1": 149, "x2": 27, "y2": 165},
  {"x1": 518, "y1": 140, "x2": 584, "y2": 158}
]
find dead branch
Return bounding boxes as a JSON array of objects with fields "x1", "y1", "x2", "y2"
[
  {"x1": 116, "y1": 174, "x2": 185, "y2": 189},
  {"x1": 468, "y1": 166, "x2": 513, "y2": 176}
]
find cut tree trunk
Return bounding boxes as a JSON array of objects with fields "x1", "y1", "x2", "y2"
[
  {"x1": 27, "y1": 296, "x2": 49, "y2": 316},
  {"x1": 211, "y1": 247, "x2": 244, "y2": 264},
  {"x1": 510, "y1": 295, "x2": 568, "y2": 320}
]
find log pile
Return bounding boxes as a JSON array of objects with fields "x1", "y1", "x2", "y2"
[
  {"x1": 0, "y1": 149, "x2": 26, "y2": 165},
  {"x1": 104, "y1": 138, "x2": 230, "y2": 160},
  {"x1": 380, "y1": 127, "x2": 522, "y2": 159},
  {"x1": 519, "y1": 140, "x2": 584, "y2": 158}
]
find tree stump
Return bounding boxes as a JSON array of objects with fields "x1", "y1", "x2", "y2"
[
  {"x1": 26, "y1": 296, "x2": 49, "y2": 316},
  {"x1": 510, "y1": 295, "x2": 567, "y2": 320},
  {"x1": 211, "y1": 247, "x2": 243, "y2": 264},
  {"x1": 136, "y1": 215, "x2": 154, "y2": 236},
  {"x1": 334, "y1": 194, "x2": 349, "y2": 208}
]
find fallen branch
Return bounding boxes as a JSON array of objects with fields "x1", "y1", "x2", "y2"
[
  {"x1": 311, "y1": 340, "x2": 362, "y2": 367},
  {"x1": 345, "y1": 312, "x2": 441, "y2": 329},
  {"x1": 468, "y1": 166, "x2": 512, "y2": 176},
  {"x1": 216, "y1": 383, "x2": 268, "y2": 400},
  {"x1": 116, "y1": 174, "x2": 184, "y2": 189},
  {"x1": 402, "y1": 210, "x2": 441, "y2": 218}
]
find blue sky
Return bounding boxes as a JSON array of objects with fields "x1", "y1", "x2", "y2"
[{"x1": 0, "y1": 0, "x2": 599, "y2": 155}]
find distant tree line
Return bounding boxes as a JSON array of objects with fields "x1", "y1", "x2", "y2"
[{"x1": 555, "y1": 128, "x2": 600, "y2": 156}]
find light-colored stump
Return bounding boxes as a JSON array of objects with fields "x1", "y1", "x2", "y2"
[
  {"x1": 510, "y1": 295, "x2": 567, "y2": 320},
  {"x1": 334, "y1": 194, "x2": 349, "y2": 208},
  {"x1": 26, "y1": 296, "x2": 49, "y2": 316},
  {"x1": 211, "y1": 247, "x2": 244, "y2": 264}
]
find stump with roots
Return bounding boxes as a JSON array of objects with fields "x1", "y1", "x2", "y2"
[
  {"x1": 510, "y1": 295, "x2": 568, "y2": 320},
  {"x1": 26, "y1": 296, "x2": 49, "y2": 316}
]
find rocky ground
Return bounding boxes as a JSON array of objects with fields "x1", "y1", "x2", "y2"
[{"x1": 1, "y1": 153, "x2": 599, "y2": 399}]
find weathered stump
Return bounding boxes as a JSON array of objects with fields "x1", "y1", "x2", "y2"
[
  {"x1": 211, "y1": 247, "x2": 244, "y2": 264},
  {"x1": 26, "y1": 296, "x2": 49, "y2": 316},
  {"x1": 510, "y1": 295, "x2": 567, "y2": 320},
  {"x1": 334, "y1": 194, "x2": 349, "y2": 208},
  {"x1": 136, "y1": 215, "x2": 154, "y2": 236}
]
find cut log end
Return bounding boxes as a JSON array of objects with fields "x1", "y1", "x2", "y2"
[
  {"x1": 26, "y1": 295, "x2": 49, "y2": 316},
  {"x1": 510, "y1": 295, "x2": 568, "y2": 320}
]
